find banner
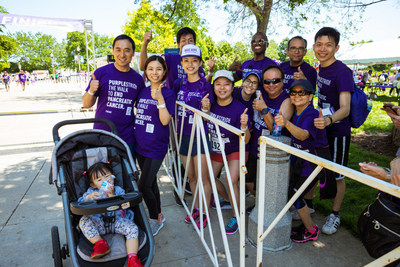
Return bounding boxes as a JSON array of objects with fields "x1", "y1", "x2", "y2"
[{"x1": 0, "y1": 13, "x2": 85, "y2": 32}]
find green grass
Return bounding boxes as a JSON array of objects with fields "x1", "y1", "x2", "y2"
[{"x1": 314, "y1": 144, "x2": 393, "y2": 236}]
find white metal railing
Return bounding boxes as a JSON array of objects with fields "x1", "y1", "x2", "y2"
[
  {"x1": 256, "y1": 136, "x2": 400, "y2": 267},
  {"x1": 162, "y1": 101, "x2": 247, "y2": 267}
]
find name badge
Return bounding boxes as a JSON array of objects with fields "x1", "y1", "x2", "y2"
[{"x1": 146, "y1": 124, "x2": 154, "y2": 133}]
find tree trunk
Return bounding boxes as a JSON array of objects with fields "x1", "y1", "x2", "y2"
[{"x1": 256, "y1": 0, "x2": 273, "y2": 34}]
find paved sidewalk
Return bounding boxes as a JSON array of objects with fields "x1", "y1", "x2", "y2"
[{"x1": 0, "y1": 82, "x2": 374, "y2": 266}]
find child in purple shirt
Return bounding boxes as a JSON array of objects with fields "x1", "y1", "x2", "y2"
[
  {"x1": 275, "y1": 79, "x2": 336, "y2": 243},
  {"x1": 208, "y1": 70, "x2": 251, "y2": 234},
  {"x1": 134, "y1": 56, "x2": 175, "y2": 236}
]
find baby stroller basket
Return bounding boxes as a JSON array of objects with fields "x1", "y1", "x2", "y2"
[{"x1": 49, "y1": 118, "x2": 155, "y2": 267}]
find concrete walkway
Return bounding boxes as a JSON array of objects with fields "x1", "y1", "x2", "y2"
[{"x1": 0, "y1": 81, "x2": 374, "y2": 266}]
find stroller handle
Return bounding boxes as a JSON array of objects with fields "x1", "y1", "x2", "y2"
[{"x1": 52, "y1": 118, "x2": 118, "y2": 143}]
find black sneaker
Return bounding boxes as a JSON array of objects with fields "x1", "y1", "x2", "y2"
[
  {"x1": 174, "y1": 191, "x2": 186, "y2": 207},
  {"x1": 184, "y1": 180, "x2": 192, "y2": 195},
  {"x1": 291, "y1": 223, "x2": 305, "y2": 235},
  {"x1": 291, "y1": 225, "x2": 319, "y2": 243},
  {"x1": 246, "y1": 205, "x2": 255, "y2": 215}
]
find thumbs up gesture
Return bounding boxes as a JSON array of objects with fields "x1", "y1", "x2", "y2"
[
  {"x1": 252, "y1": 93, "x2": 267, "y2": 111},
  {"x1": 314, "y1": 108, "x2": 326, "y2": 129},
  {"x1": 274, "y1": 109, "x2": 286, "y2": 127},
  {"x1": 143, "y1": 30, "x2": 153, "y2": 44},
  {"x1": 228, "y1": 55, "x2": 242, "y2": 71},
  {"x1": 88, "y1": 73, "x2": 99, "y2": 95},
  {"x1": 240, "y1": 108, "x2": 249, "y2": 129},
  {"x1": 294, "y1": 66, "x2": 306, "y2": 80},
  {"x1": 201, "y1": 93, "x2": 210, "y2": 112},
  {"x1": 151, "y1": 83, "x2": 164, "y2": 101},
  {"x1": 207, "y1": 56, "x2": 215, "y2": 73}
]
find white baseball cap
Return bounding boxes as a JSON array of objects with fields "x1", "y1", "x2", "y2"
[
  {"x1": 213, "y1": 70, "x2": 234, "y2": 83},
  {"x1": 181, "y1": 44, "x2": 202, "y2": 60}
]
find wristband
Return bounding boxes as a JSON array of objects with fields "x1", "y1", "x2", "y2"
[
  {"x1": 87, "y1": 90, "x2": 95, "y2": 96},
  {"x1": 328, "y1": 116, "x2": 333, "y2": 126},
  {"x1": 241, "y1": 126, "x2": 248, "y2": 131},
  {"x1": 157, "y1": 103, "x2": 166, "y2": 109}
]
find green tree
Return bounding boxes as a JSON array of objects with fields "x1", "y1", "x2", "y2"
[
  {"x1": 277, "y1": 37, "x2": 289, "y2": 62},
  {"x1": 9, "y1": 32, "x2": 57, "y2": 71},
  {"x1": 266, "y1": 40, "x2": 279, "y2": 63},
  {"x1": 0, "y1": 6, "x2": 18, "y2": 70}
]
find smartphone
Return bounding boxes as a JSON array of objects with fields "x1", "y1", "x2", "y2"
[{"x1": 383, "y1": 104, "x2": 397, "y2": 113}]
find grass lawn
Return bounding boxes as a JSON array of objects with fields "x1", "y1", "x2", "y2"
[{"x1": 312, "y1": 91, "x2": 398, "y2": 235}]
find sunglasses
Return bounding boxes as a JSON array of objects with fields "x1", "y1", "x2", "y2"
[
  {"x1": 289, "y1": 90, "x2": 311, "y2": 96},
  {"x1": 251, "y1": 39, "x2": 266, "y2": 44},
  {"x1": 263, "y1": 78, "x2": 282, "y2": 85}
]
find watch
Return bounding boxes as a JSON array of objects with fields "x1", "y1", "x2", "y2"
[{"x1": 261, "y1": 107, "x2": 270, "y2": 115}]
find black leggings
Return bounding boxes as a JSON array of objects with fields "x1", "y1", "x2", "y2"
[{"x1": 136, "y1": 153, "x2": 163, "y2": 220}]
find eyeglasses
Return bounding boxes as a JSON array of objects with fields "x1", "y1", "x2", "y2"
[
  {"x1": 263, "y1": 78, "x2": 282, "y2": 85},
  {"x1": 243, "y1": 79, "x2": 259, "y2": 87},
  {"x1": 251, "y1": 39, "x2": 266, "y2": 44},
  {"x1": 288, "y1": 47, "x2": 306, "y2": 53},
  {"x1": 289, "y1": 90, "x2": 311, "y2": 96}
]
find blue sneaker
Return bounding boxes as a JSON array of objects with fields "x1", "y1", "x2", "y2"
[
  {"x1": 225, "y1": 217, "x2": 238, "y2": 234},
  {"x1": 211, "y1": 199, "x2": 232, "y2": 210}
]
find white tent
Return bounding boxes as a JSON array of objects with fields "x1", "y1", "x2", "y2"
[{"x1": 337, "y1": 39, "x2": 400, "y2": 65}]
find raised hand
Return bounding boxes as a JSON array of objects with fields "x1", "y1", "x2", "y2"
[
  {"x1": 274, "y1": 109, "x2": 286, "y2": 127},
  {"x1": 294, "y1": 66, "x2": 306, "y2": 80},
  {"x1": 240, "y1": 108, "x2": 249, "y2": 129},
  {"x1": 228, "y1": 55, "x2": 242, "y2": 72},
  {"x1": 151, "y1": 83, "x2": 164, "y2": 101},
  {"x1": 89, "y1": 73, "x2": 99, "y2": 95},
  {"x1": 207, "y1": 56, "x2": 215, "y2": 73},
  {"x1": 201, "y1": 93, "x2": 210, "y2": 112},
  {"x1": 143, "y1": 30, "x2": 153, "y2": 44},
  {"x1": 314, "y1": 108, "x2": 326, "y2": 129},
  {"x1": 252, "y1": 93, "x2": 267, "y2": 111}
]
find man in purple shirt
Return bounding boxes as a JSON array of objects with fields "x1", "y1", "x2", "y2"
[
  {"x1": 82, "y1": 34, "x2": 145, "y2": 156},
  {"x1": 313, "y1": 27, "x2": 354, "y2": 235},
  {"x1": 228, "y1": 32, "x2": 277, "y2": 84},
  {"x1": 18, "y1": 70, "x2": 26, "y2": 91},
  {"x1": 280, "y1": 36, "x2": 317, "y2": 93},
  {"x1": 139, "y1": 27, "x2": 213, "y2": 87}
]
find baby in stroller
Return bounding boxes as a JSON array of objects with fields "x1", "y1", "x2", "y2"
[{"x1": 78, "y1": 161, "x2": 142, "y2": 267}]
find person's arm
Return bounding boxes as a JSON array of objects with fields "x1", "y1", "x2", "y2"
[
  {"x1": 205, "y1": 56, "x2": 215, "y2": 83},
  {"x1": 359, "y1": 162, "x2": 391, "y2": 182},
  {"x1": 315, "y1": 91, "x2": 351, "y2": 128},
  {"x1": 252, "y1": 94, "x2": 273, "y2": 131},
  {"x1": 390, "y1": 157, "x2": 400, "y2": 186},
  {"x1": 240, "y1": 108, "x2": 251, "y2": 144},
  {"x1": 139, "y1": 30, "x2": 152, "y2": 71},
  {"x1": 228, "y1": 55, "x2": 242, "y2": 82},
  {"x1": 275, "y1": 109, "x2": 310, "y2": 141},
  {"x1": 82, "y1": 74, "x2": 98, "y2": 108},
  {"x1": 151, "y1": 84, "x2": 172, "y2": 126}
]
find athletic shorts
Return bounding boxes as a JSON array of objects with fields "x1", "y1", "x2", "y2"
[
  {"x1": 210, "y1": 151, "x2": 249, "y2": 163},
  {"x1": 179, "y1": 134, "x2": 211, "y2": 156},
  {"x1": 327, "y1": 134, "x2": 351, "y2": 180}
]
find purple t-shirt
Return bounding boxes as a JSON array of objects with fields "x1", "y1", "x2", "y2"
[
  {"x1": 250, "y1": 90, "x2": 290, "y2": 157},
  {"x1": 236, "y1": 57, "x2": 277, "y2": 89},
  {"x1": 280, "y1": 61, "x2": 317, "y2": 92},
  {"x1": 134, "y1": 86, "x2": 176, "y2": 160},
  {"x1": 173, "y1": 77, "x2": 214, "y2": 136},
  {"x1": 291, "y1": 105, "x2": 328, "y2": 176},
  {"x1": 164, "y1": 54, "x2": 205, "y2": 89},
  {"x1": 18, "y1": 73, "x2": 26, "y2": 82},
  {"x1": 86, "y1": 63, "x2": 145, "y2": 144},
  {"x1": 208, "y1": 99, "x2": 250, "y2": 155},
  {"x1": 317, "y1": 60, "x2": 354, "y2": 137},
  {"x1": 2, "y1": 75, "x2": 10, "y2": 82}
]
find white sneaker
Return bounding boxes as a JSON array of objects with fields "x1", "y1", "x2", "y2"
[
  {"x1": 149, "y1": 218, "x2": 164, "y2": 236},
  {"x1": 291, "y1": 207, "x2": 315, "y2": 221},
  {"x1": 322, "y1": 213, "x2": 340, "y2": 235}
]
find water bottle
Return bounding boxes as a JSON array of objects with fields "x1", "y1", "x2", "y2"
[
  {"x1": 367, "y1": 98, "x2": 373, "y2": 111},
  {"x1": 272, "y1": 121, "x2": 282, "y2": 136},
  {"x1": 253, "y1": 90, "x2": 262, "y2": 122},
  {"x1": 98, "y1": 177, "x2": 113, "y2": 198}
]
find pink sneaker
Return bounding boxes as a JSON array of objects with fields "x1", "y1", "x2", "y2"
[
  {"x1": 196, "y1": 214, "x2": 208, "y2": 229},
  {"x1": 184, "y1": 208, "x2": 200, "y2": 223}
]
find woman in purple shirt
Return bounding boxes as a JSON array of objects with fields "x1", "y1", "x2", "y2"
[
  {"x1": 275, "y1": 79, "x2": 335, "y2": 243},
  {"x1": 208, "y1": 70, "x2": 250, "y2": 234},
  {"x1": 134, "y1": 56, "x2": 175, "y2": 236}
]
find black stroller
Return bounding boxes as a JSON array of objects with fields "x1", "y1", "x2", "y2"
[{"x1": 49, "y1": 118, "x2": 155, "y2": 266}]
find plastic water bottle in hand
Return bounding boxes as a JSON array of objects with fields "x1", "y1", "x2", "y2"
[
  {"x1": 253, "y1": 90, "x2": 262, "y2": 122},
  {"x1": 367, "y1": 98, "x2": 373, "y2": 111},
  {"x1": 98, "y1": 177, "x2": 113, "y2": 198},
  {"x1": 272, "y1": 121, "x2": 282, "y2": 136}
]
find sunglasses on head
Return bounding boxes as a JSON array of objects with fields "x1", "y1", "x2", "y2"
[
  {"x1": 263, "y1": 78, "x2": 282, "y2": 85},
  {"x1": 289, "y1": 90, "x2": 311, "y2": 96}
]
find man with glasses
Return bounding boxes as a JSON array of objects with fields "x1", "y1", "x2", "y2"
[
  {"x1": 228, "y1": 32, "x2": 276, "y2": 83},
  {"x1": 245, "y1": 65, "x2": 294, "y2": 213},
  {"x1": 280, "y1": 36, "x2": 317, "y2": 93}
]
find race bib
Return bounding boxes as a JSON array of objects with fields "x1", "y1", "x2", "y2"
[
  {"x1": 211, "y1": 137, "x2": 229, "y2": 152},
  {"x1": 146, "y1": 124, "x2": 154, "y2": 133}
]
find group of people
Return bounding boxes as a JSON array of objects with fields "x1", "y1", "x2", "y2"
[
  {"x1": 1, "y1": 70, "x2": 36, "y2": 91},
  {"x1": 79, "y1": 25, "x2": 363, "y2": 263}
]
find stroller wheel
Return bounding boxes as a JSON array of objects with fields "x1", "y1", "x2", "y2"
[{"x1": 51, "y1": 226, "x2": 63, "y2": 267}]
